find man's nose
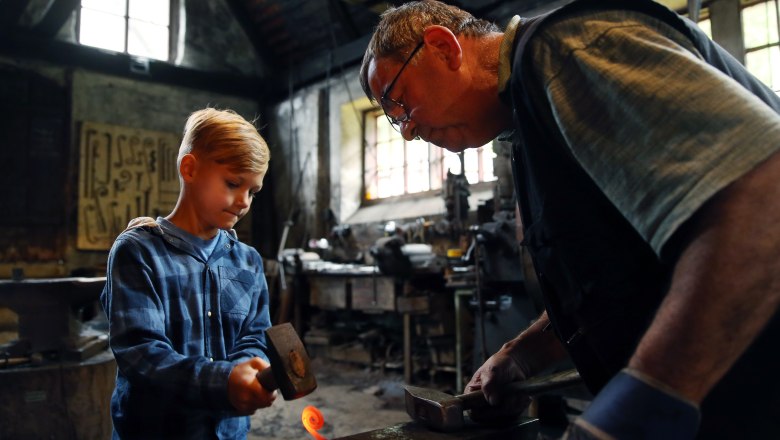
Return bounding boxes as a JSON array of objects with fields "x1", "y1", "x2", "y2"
[{"x1": 400, "y1": 120, "x2": 417, "y2": 141}]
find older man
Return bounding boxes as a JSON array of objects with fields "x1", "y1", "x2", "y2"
[{"x1": 361, "y1": 0, "x2": 780, "y2": 438}]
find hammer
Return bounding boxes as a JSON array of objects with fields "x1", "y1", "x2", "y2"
[
  {"x1": 405, "y1": 369, "x2": 581, "y2": 432},
  {"x1": 256, "y1": 322, "x2": 318, "y2": 400}
]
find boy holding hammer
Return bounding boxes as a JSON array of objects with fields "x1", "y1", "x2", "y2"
[{"x1": 101, "y1": 108, "x2": 276, "y2": 439}]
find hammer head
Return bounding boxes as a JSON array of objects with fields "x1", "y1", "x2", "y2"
[
  {"x1": 263, "y1": 323, "x2": 317, "y2": 400},
  {"x1": 404, "y1": 385, "x2": 466, "y2": 431}
]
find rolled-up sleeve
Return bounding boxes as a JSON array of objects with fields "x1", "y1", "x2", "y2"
[{"x1": 530, "y1": 10, "x2": 780, "y2": 256}]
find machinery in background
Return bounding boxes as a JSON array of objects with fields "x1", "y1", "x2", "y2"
[
  {"x1": 464, "y1": 208, "x2": 537, "y2": 364},
  {"x1": 440, "y1": 169, "x2": 471, "y2": 239},
  {"x1": 284, "y1": 145, "x2": 545, "y2": 393}
]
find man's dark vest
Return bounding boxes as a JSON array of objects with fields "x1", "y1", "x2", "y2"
[{"x1": 507, "y1": 0, "x2": 780, "y2": 435}]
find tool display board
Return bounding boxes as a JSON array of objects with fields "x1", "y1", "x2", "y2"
[{"x1": 77, "y1": 121, "x2": 180, "y2": 250}]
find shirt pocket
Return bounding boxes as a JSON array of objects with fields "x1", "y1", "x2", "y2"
[{"x1": 218, "y1": 266, "x2": 256, "y2": 319}]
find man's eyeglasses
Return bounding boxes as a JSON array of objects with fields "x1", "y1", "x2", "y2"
[{"x1": 380, "y1": 41, "x2": 424, "y2": 132}]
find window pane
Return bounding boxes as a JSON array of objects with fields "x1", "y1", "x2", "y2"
[
  {"x1": 407, "y1": 139, "x2": 430, "y2": 193},
  {"x1": 79, "y1": 8, "x2": 125, "y2": 52},
  {"x1": 377, "y1": 171, "x2": 393, "y2": 198},
  {"x1": 377, "y1": 168, "x2": 404, "y2": 198},
  {"x1": 443, "y1": 150, "x2": 461, "y2": 176},
  {"x1": 82, "y1": 0, "x2": 126, "y2": 15},
  {"x1": 364, "y1": 118, "x2": 379, "y2": 200},
  {"x1": 464, "y1": 149, "x2": 480, "y2": 183},
  {"x1": 406, "y1": 138, "x2": 428, "y2": 164},
  {"x1": 377, "y1": 116, "x2": 392, "y2": 142},
  {"x1": 389, "y1": 138, "x2": 405, "y2": 168},
  {"x1": 430, "y1": 146, "x2": 443, "y2": 191},
  {"x1": 743, "y1": 1, "x2": 779, "y2": 49},
  {"x1": 481, "y1": 144, "x2": 496, "y2": 181},
  {"x1": 366, "y1": 113, "x2": 498, "y2": 200},
  {"x1": 376, "y1": 143, "x2": 392, "y2": 171},
  {"x1": 745, "y1": 45, "x2": 780, "y2": 93},
  {"x1": 130, "y1": 0, "x2": 170, "y2": 25},
  {"x1": 128, "y1": 19, "x2": 169, "y2": 60},
  {"x1": 407, "y1": 163, "x2": 429, "y2": 193}
]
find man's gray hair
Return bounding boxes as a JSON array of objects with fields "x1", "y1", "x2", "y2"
[{"x1": 359, "y1": 0, "x2": 500, "y2": 100}]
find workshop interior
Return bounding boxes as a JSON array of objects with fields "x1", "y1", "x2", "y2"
[{"x1": 0, "y1": 0, "x2": 777, "y2": 438}]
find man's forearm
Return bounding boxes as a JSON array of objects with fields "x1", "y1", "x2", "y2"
[
  {"x1": 629, "y1": 152, "x2": 780, "y2": 403},
  {"x1": 502, "y1": 310, "x2": 569, "y2": 375}
]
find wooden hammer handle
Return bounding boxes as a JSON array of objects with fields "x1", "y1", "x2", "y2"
[
  {"x1": 256, "y1": 368, "x2": 278, "y2": 391},
  {"x1": 457, "y1": 369, "x2": 582, "y2": 410}
]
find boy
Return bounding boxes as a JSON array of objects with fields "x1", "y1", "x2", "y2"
[{"x1": 101, "y1": 108, "x2": 276, "y2": 439}]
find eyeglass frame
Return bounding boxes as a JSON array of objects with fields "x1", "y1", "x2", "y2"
[{"x1": 380, "y1": 41, "x2": 425, "y2": 131}]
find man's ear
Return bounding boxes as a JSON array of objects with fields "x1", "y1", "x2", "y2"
[
  {"x1": 179, "y1": 154, "x2": 198, "y2": 183},
  {"x1": 422, "y1": 25, "x2": 462, "y2": 70}
]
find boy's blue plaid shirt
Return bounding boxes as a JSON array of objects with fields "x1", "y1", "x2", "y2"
[{"x1": 101, "y1": 217, "x2": 271, "y2": 439}]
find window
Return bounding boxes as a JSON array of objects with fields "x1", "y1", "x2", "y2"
[
  {"x1": 682, "y1": 6, "x2": 712, "y2": 38},
  {"x1": 697, "y1": 9, "x2": 712, "y2": 39},
  {"x1": 363, "y1": 110, "x2": 496, "y2": 200},
  {"x1": 742, "y1": 0, "x2": 780, "y2": 93},
  {"x1": 78, "y1": 0, "x2": 171, "y2": 61},
  {"x1": 698, "y1": 18, "x2": 713, "y2": 38}
]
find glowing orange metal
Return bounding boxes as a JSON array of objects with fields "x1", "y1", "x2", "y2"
[{"x1": 302, "y1": 405, "x2": 328, "y2": 440}]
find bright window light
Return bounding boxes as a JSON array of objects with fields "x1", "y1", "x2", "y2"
[
  {"x1": 128, "y1": 19, "x2": 169, "y2": 60},
  {"x1": 129, "y1": 0, "x2": 170, "y2": 26},
  {"x1": 742, "y1": 0, "x2": 780, "y2": 93},
  {"x1": 698, "y1": 18, "x2": 712, "y2": 39},
  {"x1": 364, "y1": 111, "x2": 496, "y2": 201},
  {"x1": 79, "y1": 8, "x2": 125, "y2": 52},
  {"x1": 81, "y1": 0, "x2": 125, "y2": 15},
  {"x1": 79, "y1": 0, "x2": 170, "y2": 61}
]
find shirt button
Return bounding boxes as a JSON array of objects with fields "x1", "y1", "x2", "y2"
[{"x1": 207, "y1": 310, "x2": 212, "y2": 317}]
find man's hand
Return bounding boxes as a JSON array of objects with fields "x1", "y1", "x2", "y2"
[
  {"x1": 465, "y1": 348, "x2": 532, "y2": 404},
  {"x1": 464, "y1": 346, "x2": 533, "y2": 424},
  {"x1": 464, "y1": 312, "x2": 569, "y2": 425},
  {"x1": 228, "y1": 357, "x2": 277, "y2": 415},
  {"x1": 562, "y1": 369, "x2": 700, "y2": 440}
]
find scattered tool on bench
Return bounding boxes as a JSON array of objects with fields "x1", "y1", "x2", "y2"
[
  {"x1": 256, "y1": 322, "x2": 317, "y2": 400},
  {"x1": 405, "y1": 369, "x2": 582, "y2": 432}
]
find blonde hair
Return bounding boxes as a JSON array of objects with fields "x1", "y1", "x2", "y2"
[{"x1": 178, "y1": 108, "x2": 269, "y2": 175}]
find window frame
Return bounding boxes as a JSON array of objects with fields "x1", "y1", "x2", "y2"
[
  {"x1": 741, "y1": 0, "x2": 780, "y2": 93},
  {"x1": 361, "y1": 108, "x2": 496, "y2": 205},
  {"x1": 76, "y1": 0, "x2": 178, "y2": 62}
]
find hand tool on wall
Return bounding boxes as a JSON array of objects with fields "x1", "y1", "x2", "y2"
[
  {"x1": 256, "y1": 322, "x2": 317, "y2": 400},
  {"x1": 405, "y1": 369, "x2": 581, "y2": 432}
]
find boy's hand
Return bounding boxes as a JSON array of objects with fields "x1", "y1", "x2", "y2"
[{"x1": 228, "y1": 357, "x2": 277, "y2": 414}]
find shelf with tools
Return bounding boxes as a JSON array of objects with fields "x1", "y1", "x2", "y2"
[{"x1": 273, "y1": 254, "x2": 462, "y2": 386}]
